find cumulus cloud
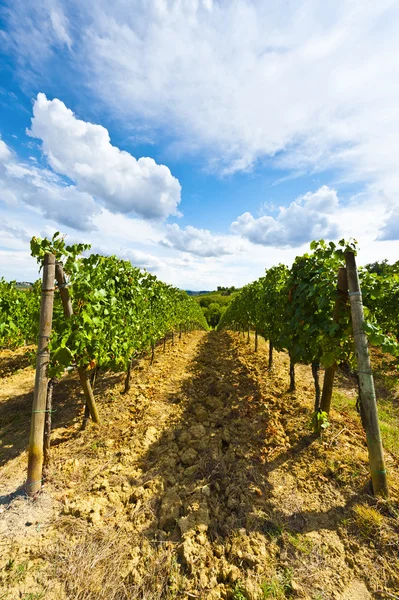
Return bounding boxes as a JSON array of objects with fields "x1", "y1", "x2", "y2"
[
  {"x1": 0, "y1": 138, "x2": 100, "y2": 230},
  {"x1": 377, "y1": 208, "x2": 399, "y2": 241},
  {"x1": 231, "y1": 186, "x2": 339, "y2": 247},
  {"x1": 161, "y1": 224, "x2": 235, "y2": 257},
  {"x1": 5, "y1": 0, "x2": 398, "y2": 191},
  {"x1": 0, "y1": 139, "x2": 12, "y2": 162},
  {"x1": 0, "y1": 221, "x2": 30, "y2": 244},
  {"x1": 28, "y1": 93, "x2": 181, "y2": 220}
]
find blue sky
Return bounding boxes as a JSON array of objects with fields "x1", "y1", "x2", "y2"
[{"x1": 1, "y1": 0, "x2": 399, "y2": 289}]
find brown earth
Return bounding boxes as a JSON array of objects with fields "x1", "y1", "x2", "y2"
[{"x1": 0, "y1": 331, "x2": 398, "y2": 600}]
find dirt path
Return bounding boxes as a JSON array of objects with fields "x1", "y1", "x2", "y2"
[{"x1": 0, "y1": 331, "x2": 398, "y2": 600}]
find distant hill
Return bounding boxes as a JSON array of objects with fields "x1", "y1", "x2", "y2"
[
  {"x1": 15, "y1": 282, "x2": 33, "y2": 290},
  {"x1": 185, "y1": 290, "x2": 211, "y2": 296}
]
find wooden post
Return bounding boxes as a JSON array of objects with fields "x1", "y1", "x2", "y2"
[
  {"x1": 312, "y1": 361, "x2": 321, "y2": 412},
  {"x1": 42, "y1": 378, "x2": 55, "y2": 478},
  {"x1": 268, "y1": 341, "x2": 273, "y2": 370},
  {"x1": 247, "y1": 326, "x2": 250, "y2": 344},
  {"x1": 179, "y1": 325, "x2": 182, "y2": 340},
  {"x1": 163, "y1": 337, "x2": 166, "y2": 352},
  {"x1": 320, "y1": 268, "x2": 348, "y2": 414},
  {"x1": 289, "y1": 356, "x2": 296, "y2": 392},
  {"x1": 124, "y1": 358, "x2": 133, "y2": 394},
  {"x1": 26, "y1": 253, "x2": 56, "y2": 496},
  {"x1": 55, "y1": 263, "x2": 100, "y2": 424},
  {"x1": 345, "y1": 252, "x2": 388, "y2": 497},
  {"x1": 254, "y1": 329, "x2": 258, "y2": 352}
]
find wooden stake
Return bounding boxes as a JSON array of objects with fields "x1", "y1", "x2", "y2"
[
  {"x1": 254, "y1": 329, "x2": 258, "y2": 352},
  {"x1": 320, "y1": 268, "x2": 348, "y2": 414},
  {"x1": 345, "y1": 251, "x2": 388, "y2": 497},
  {"x1": 312, "y1": 361, "x2": 321, "y2": 412},
  {"x1": 42, "y1": 378, "x2": 55, "y2": 478},
  {"x1": 124, "y1": 357, "x2": 133, "y2": 394},
  {"x1": 289, "y1": 356, "x2": 296, "y2": 392},
  {"x1": 268, "y1": 341, "x2": 273, "y2": 370},
  {"x1": 26, "y1": 253, "x2": 55, "y2": 496},
  {"x1": 247, "y1": 326, "x2": 250, "y2": 344},
  {"x1": 54, "y1": 263, "x2": 100, "y2": 424}
]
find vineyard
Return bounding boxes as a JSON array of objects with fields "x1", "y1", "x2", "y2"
[{"x1": 1, "y1": 235, "x2": 399, "y2": 600}]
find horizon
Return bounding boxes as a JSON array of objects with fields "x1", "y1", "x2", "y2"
[{"x1": 1, "y1": 1, "x2": 399, "y2": 288}]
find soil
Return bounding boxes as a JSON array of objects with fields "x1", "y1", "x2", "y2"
[{"x1": 0, "y1": 331, "x2": 398, "y2": 600}]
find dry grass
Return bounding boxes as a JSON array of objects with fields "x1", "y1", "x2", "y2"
[
  {"x1": 49, "y1": 518, "x2": 178, "y2": 600},
  {"x1": 352, "y1": 504, "x2": 384, "y2": 539}
]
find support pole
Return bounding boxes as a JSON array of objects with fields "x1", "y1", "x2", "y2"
[
  {"x1": 345, "y1": 252, "x2": 388, "y2": 497},
  {"x1": 268, "y1": 341, "x2": 274, "y2": 370},
  {"x1": 320, "y1": 268, "x2": 348, "y2": 414},
  {"x1": 55, "y1": 263, "x2": 100, "y2": 424},
  {"x1": 289, "y1": 356, "x2": 296, "y2": 392},
  {"x1": 42, "y1": 378, "x2": 55, "y2": 478},
  {"x1": 27, "y1": 253, "x2": 55, "y2": 496},
  {"x1": 254, "y1": 329, "x2": 258, "y2": 352}
]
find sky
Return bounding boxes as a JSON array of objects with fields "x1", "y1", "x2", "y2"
[{"x1": 1, "y1": 0, "x2": 399, "y2": 290}]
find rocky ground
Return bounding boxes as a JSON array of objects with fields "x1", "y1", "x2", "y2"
[{"x1": 0, "y1": 331, "x2": 398, "y2": 600}]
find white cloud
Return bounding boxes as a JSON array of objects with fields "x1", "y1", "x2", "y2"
[
  {"x1": 50, "y1": 7, "x2": 73, "y2": 49},
  {"x1": 5, "y1": 0, "x2": 395, "y2": 190},
  {"x1": 0, "y1": 139, "x2": 12, "y2": 162},
  {"x1": 231, "y1": 186, "x2": 339, "y2": 247},
  {"x1": 162, "y1": 223, "x2": 236, "y2": 257},
  {"x1": 377, "y1": 207, "x2": 399, "y2": 242},
  {"x1": 0, "y1": 139, "x2": 100, "y2": 230},
  {"x1": 28, "y1": 93, "x2": 181, "y2": 220}
]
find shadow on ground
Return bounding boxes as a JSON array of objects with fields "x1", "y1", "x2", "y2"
[
  {"x1": 135, "y1": 331, "x2": 364, "y2": 549},
  {"x1": 0, "y1": 369, "x2": 123, "y2": 472}
]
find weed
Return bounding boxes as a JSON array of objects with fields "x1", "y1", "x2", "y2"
[
  {"x1": 310, "y1": 410, "x2": 330, "y2": 434},
  {"x1": 12, "y1": 561, "x2": 29, "y2": 583},
  {"x1": 353, "y1": 504, "x2": 383, "y2": 539},
  {"x1": 91, "y1": 440, "x2": 106, "y2": 451},
  {"x1": 261, "y1": 569, "x2": 293, "y2": 599},
  {"x1": 5, "y1": 558, "x2": 15, "y2": 571},
  {"x1": 263, "y1": 520, "x2": 284, "y2": 539},
  {"x1": 22, "y1": 593, "x2": 45, "y2": 600},
  {"x1": 286, "y1": 533, "x2": 313, "y2": 555},
  {"x1": 232, "y1": 582, "x2": 247, "y2": 600}
]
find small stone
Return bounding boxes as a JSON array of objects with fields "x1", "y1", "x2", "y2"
[
  {"x1": 159, "y1": 489, "x2": 182, "y2": 531},
  {"x1": 189, "y1": 424, "x2": 206, "y2": 439},
  {"x1": 290, "y1": 579, "x2": 304, "y2": 596},
  {"x1": 195, "y1": 406, "x2": 208, "y2": 422},
  {"x1": 201, "y1": 485, "x2": 211, "y2": 497},
  {"x1": 197, "y1": 532, "x2": 208, "y2": 545},
  {"x1": 228, "y1": 566, "x2": 241, "y2": 583},
  {"x1": 184, "y1": 465, "x2": 199, "y2": 477},
  {"x1": 180, "y1": 448, "x2": 198, "y2": 466}
]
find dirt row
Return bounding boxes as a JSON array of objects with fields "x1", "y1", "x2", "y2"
[{"x1": 0, "y1": 331, "x2": 398, "y2": 600}]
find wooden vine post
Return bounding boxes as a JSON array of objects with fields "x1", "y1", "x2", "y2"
[
  {"x1": 26, "y1": 253, "x2": 56, "y2": 496},
  {"x1": 345, "y1": 252, "x2": 388, "y2": 497},
  {"x1": 320, "y1": 267, "x2": 348, "y2": 414},
  {"x1": 42, "y1": 378, "x2": 55, "y2": 477},
  {"x1": 55, "y1": 262, "x2": 100, "y2": 424}
]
